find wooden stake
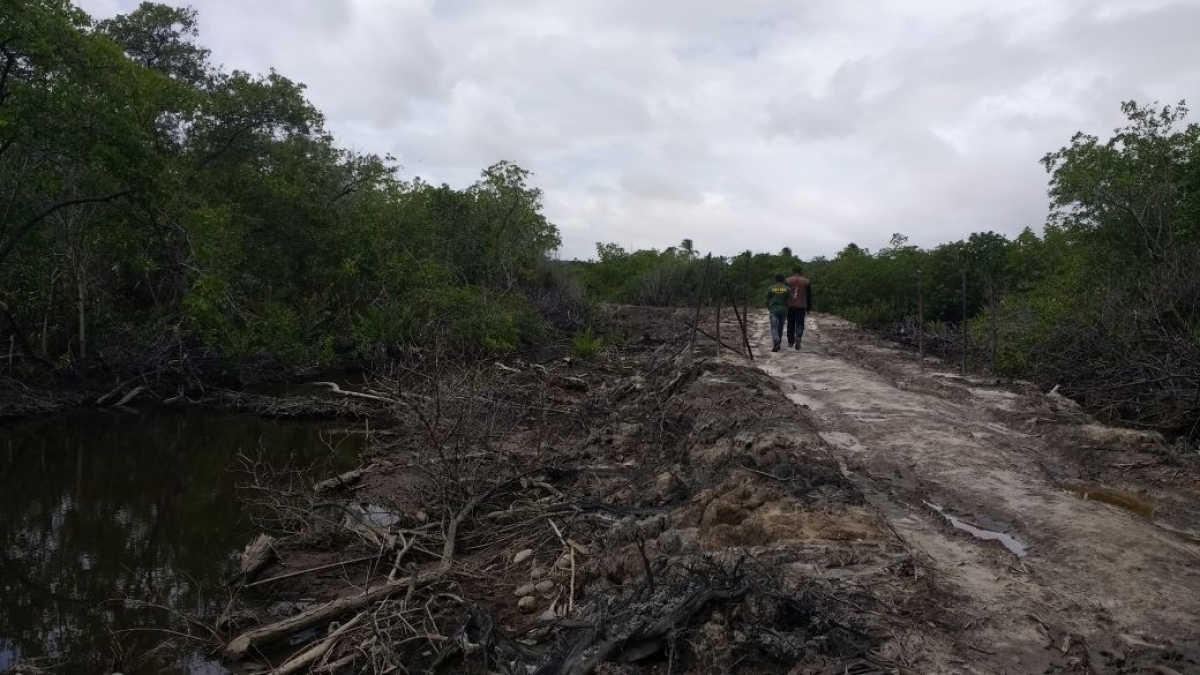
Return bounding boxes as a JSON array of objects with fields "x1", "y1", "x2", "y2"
[
  {"x1": 989, "y1": 277, "x2": 998, "y2": 373},
  {"x1": 690, "y1": 253, "x2": 712, "y2": 356},
  {"x1": 715, "y1": 263, "x2": 723, "y2": 359},
  {"x1": 728, "y1": 287, "x2": 754, "y2": 360},
  {"x1": 961, "y1": 267, "x2": 968, "y2": 375},
  {"x1": 917, "y1": 268, "x2": 924, "y2": 371},
  {"x1": 742, "y1": 253, "x2": 754, "y2": 360}
]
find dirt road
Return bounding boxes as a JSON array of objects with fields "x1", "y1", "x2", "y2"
[{"x1": 754, "y1": 313, "x2": 1200, "y2": 674}]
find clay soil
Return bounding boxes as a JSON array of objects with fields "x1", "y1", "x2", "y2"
[
  {"x1": 219, "y1": 307, "x2": 1200, "y2": 675},
  {"x1": 756, "y1": 313, "x2": 1200, "y2": 675}
]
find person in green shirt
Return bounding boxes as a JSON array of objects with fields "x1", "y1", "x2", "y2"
[{"x1": 766, "y1": 274, "x2": 791, "y2": 352}]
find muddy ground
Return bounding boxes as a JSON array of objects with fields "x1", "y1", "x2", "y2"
[
  {"x1": 756, "y1": 312, "x2": 1200, "y2": 674},
  {"x1": 215, "y1": 306, "x2": 1200, "y2": 675}
]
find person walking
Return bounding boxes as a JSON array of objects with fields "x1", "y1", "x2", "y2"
[
  {"x1": 766, "y1": 274, "x2": 791, "y2": 352},
  {"x1": 785, "y1": 266, "x2": 812, "y2": 349}
]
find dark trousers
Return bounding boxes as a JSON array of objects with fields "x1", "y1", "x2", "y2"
[
  {"x1": 787, "y1": 308, "x2": 807, "y2": 345},
  {"x1": 770, "y1": 312, "x2": 786, "y2": 346}
]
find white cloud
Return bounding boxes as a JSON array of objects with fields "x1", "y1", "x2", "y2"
[{"x1": 76, "y1": 0, "x2": 1200, "y2": 259}]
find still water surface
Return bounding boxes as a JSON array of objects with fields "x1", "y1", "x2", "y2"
[{"x1": 0, "y1": 408, "x2": 363, "y2": 674}]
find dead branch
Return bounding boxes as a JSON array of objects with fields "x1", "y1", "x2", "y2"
[
  {"x1": 310, "y1": 381, "x2": 397, "y2": 404},
  {"x1": 115, "y1": 384, "x2": 146, "y2": 406},
  {"x1": 270, "y1": 612, "x2": 364, "y2": 675},
  {"x1": 223, "y1": 495, "x2": 482, "y2": 658},
  {"x1": 243, "y1": 554, "x2": 381, "y2": 589},
  {"x1": 314, "y1": 465, "x2": 374, "y2": 494},
  {"x1": 96, "y1": 370, "x2": 158, "y2": 405},
  {"x1": 682, "y1": 319, "x2": 747, "y2": 356}
]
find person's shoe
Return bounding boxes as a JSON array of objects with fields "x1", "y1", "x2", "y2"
[
  {"x1": 772, "y1": 343, "x2": 781, "y2": 352},
  {"x1": 787, "y1": 341, "x2": 794, "y2": 347},
  {"x1": 794, "y1": 340, "x2": 802, "y2": 350}
]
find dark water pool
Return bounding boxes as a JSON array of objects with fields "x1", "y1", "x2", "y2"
[{"x1": 0, "y1": 408, "x2": 365, "y2": 674}]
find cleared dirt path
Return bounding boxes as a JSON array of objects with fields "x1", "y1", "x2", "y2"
[{"x1": 752, "y1": 313, "x2": 1200, "y2": 675}]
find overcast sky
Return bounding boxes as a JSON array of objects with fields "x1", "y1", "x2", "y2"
[{"x1": 77, "y1": 0, "x2": 1200, "y2": 260}]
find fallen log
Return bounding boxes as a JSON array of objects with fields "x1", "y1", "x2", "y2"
[
  {"x1": 227, "y1": 562, "x2": 436, "y2": 658},
  {"x1": 270, "y1": 612, "x2": 364, "y2": 675},
  {"x1": 309, "y1": 382, "x2": 396, "y2": 404},
  {"x1": 314, "y1": 465, "x2": 373, "y2": 494},
  {"x1": 224, "y1": 495, "x2": 482, "y2": 659},
  {"x1": 96, "y1": 371, "x2": 156, "y2": 405},
  {"x1": 243, "y1": 554, "x2": 381, "y2": 589},
  {"x1": 115, "y1": 385, "x2": 146, "y2": 406}
]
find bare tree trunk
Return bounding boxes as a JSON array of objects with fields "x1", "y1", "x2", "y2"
[
  {"x1": 989, "y1": 278, "x2": 998, "y2": 373},
  {"x1": 76, "y1": 274, "x2": 86, "y2": 360},
  {"x1": 0, "y1": 301, "x2": 52, "y2": 368},
  {"x1": 715, "y1": 266, "x2": 723, "y2": 359},
  {"x1": 690, "y1": 254, "x2": 712, "y2": 356},
  {"x1": 0, "y1": 189, "x2": 129, "y2": 269},
  {"x1": 742, "y1": 254, "x2": 754, "y2": 360},
  {"x1": 917, "y1": 269, "x2": 924, "y2": 371},
  {"x1": 728, "y1": 288, "x2": 753, "y2": 360},
  {"x1": 961, "y1": 268, "x2": 967, "y2": 375},
  {"x1": 41, "y1": 267, "x2": 57, "y2": 357}
]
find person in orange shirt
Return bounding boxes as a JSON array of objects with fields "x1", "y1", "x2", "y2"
[{"x1": 784, "y1": 266, "x2": 812, "y2": 349}]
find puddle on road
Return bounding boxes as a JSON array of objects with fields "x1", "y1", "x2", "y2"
[
  {"x1": 1066, "y1": 485, "x2": 1155, "y2": 519},
  {"x1": 786, "y1": 392, "x2": 825, "y2": 410},
  {"x1": 820, "y1": 431, "x2": 867, "y2": 454},
  {"x1": 923, "y1": 501, "x2": 1029, "y2": 557},
  {"x1": 967, "y1": 388, "x2": 1022, "y2": 412},
  {"x1": 967, "y1": 388, "x2": 1019, "y2": 400}
]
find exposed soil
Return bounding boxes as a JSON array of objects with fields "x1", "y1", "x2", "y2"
[
  {"x1": 757, "y1": 312, "x2": 1200, "y2": 674},
  {"x1": 209, "y1": 306, "x2": 1200, "y2": 675},
  {"x1": 218, "y1": 308, "x2": 956, "y2": 673}
]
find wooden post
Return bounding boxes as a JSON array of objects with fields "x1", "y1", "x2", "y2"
[
  {"x1": 690, "y1": 254, "x2": 712, "y2": 356},
  {"x1": 729, "y1": 286, "x2": 754, "y2": 361},
  {"x1": 961, "y1": 267, "x2": 967, "y2": 375},
  {"x1": 989, "y1": 277, "x2": 998, "y2": 373},
  {"x1": 742, "y1": 253, "x2": 754, "y2": 360},
  {"x1": 714, "y1": 262, "x2": 723, "y2": 359},
  {"x1": 917, "y1": 269, "x2": 924, "y2": 371}
]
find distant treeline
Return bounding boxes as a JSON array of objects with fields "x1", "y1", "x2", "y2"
[
  {"x1": 576, "y1": 102, "x2": 1200, "y2": 437},
  {"x1": 571, "y1": 240, "x2": 802, "y2": 308},
  {"x1": 2, "y1": 1, "x2": 579, "y2": 379}
]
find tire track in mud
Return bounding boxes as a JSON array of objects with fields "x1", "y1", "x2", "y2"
[{"x1": 751, "y1": 313, "x2": 1200, "y2": 675}]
